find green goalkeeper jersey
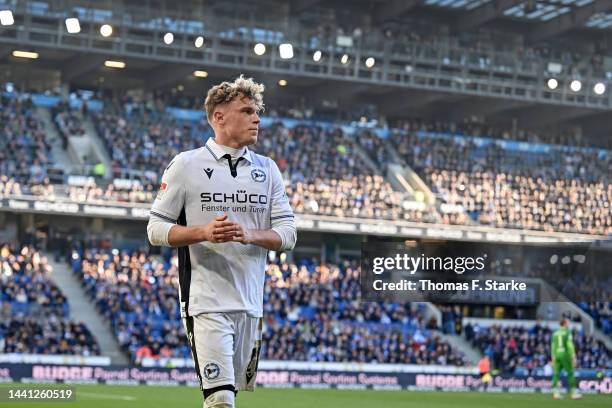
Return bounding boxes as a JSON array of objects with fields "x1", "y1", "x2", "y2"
[{"x1": 551, "y1": 327, "x2": 575, "y2": 358}]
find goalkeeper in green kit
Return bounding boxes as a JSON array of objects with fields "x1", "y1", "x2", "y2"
[{"x1": 551, "y1": 319, "x2": 582, "y2": 400}]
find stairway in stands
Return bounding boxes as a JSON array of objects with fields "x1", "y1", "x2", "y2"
[
  {"x1": 46, "y1": 254, "x2": 129, "y2": 365},
  {"x1": 36, "y1": 107, "x2": 80, "y2": 175}
]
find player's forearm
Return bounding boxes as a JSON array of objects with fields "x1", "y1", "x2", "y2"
[
  {"x1": 247, "y1": 229, "x2": 283, "y2": 251},
  {"x1": 167, "y1": 225, "x2": 206, "y2": 247}
]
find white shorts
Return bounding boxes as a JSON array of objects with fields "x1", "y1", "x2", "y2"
[{"x1": 183, "y1": 312, "x2": 262, "y2": 392}]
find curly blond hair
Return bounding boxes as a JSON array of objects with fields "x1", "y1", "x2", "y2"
[{"x1": 204, "y1": 75, "x2": 265, "y2": 122}]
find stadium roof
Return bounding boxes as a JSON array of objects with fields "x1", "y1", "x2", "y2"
[
  {"x1": 0, "y1": 0, "x2": 611, "y2": 141},
  {"x1": 305, "y1": 0, "x2": 612, "y2": 42}
]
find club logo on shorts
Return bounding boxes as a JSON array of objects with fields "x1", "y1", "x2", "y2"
[
  {"x1": 251, "y1": 169, "x2": 266, "y2": 183},
  {"x1": 203, "y1": 362, "x2": 220, "y2": 380}
]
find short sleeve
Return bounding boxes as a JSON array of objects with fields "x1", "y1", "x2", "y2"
[
  {"x1": 269, "y1": 159, "x2": 294, "y2": 223},
  {"x1": 150, "y1": 154, "x2": 185, "y2": 222}
]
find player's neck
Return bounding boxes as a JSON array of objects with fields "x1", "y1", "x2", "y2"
[
  {"x1": 211, "y1": 137, "x2": 245, "y2": 158},
  {"x1": 213, "y1": 135, "x2": 246, "y2": 150}
]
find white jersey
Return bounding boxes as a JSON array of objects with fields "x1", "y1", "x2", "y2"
[{"x1": 150, "y1": 137, "x2": 294, "y2": 318}]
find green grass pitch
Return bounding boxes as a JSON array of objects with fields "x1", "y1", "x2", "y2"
[{"x1": 1, "y1": 384, "x2": 610, "y2": 408}]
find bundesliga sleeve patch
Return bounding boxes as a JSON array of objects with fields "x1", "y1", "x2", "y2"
[{"x1": 157, "y1": 182, "x2": 167, "y2": 199}]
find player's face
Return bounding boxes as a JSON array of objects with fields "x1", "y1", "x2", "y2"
[{"x1": 223, "y1": 96, "x2": 260, "y2": 147}]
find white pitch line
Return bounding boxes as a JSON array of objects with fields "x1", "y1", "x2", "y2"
[{"x1": 78, "y1": 391, "x2": 137, "y2": 401}]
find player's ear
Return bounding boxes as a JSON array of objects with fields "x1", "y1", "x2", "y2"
[{"x1": 213, "y1": 110, "x2": 224, "y2": 126}]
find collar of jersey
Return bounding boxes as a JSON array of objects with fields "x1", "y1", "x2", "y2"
[{"x1": 205, "y1": 137, "x2": 253, "y2": 163}]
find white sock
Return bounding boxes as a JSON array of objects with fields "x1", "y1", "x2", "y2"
[{"x1": 203, "y1": 390, "x2": 235, "y2": 408}]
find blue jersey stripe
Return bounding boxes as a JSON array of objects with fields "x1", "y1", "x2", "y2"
[{"x1": 271, "y1": 214, "x2": 295, "y2": 220}]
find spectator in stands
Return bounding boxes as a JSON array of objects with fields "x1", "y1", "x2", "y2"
[
  {"x1": 2, "y1": 90, "x2": 610, "y2": 236},
  {"x1": 390, "y1": 130, "x2": 612, "y2": 235},
  {"x1": 0, "y1": 243, "x2": 100, "y2": 356},
  {"x1": 71, "y1": 245, "x2": 465, "y2": 366},
  {"x1": 0, "y1": 95, "x2": 53, "y2": 185},
  {"x1": 464, "y1": 323, "x2": 612, "y2": 374}
]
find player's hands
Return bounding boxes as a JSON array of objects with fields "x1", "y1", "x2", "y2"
[
  {"x1": 231, "y1": 222, "x2": 253, "y2": 245},
  {"x1": 199, "y1": 215, "x2": 238, "y2": 243}
]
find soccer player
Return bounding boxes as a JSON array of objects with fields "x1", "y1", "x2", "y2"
[
  {"x1": 147, "y1": 75, "x2": 297, "y2": 408},
  {"x1": 551, "y1": 319, "x2": 582, "y2": 400}
]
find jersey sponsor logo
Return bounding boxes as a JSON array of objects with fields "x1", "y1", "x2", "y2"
[
  {"x1": 156, "y1": 182, "x2": 167, "y2": 199},
  {"x1": 200, "y1": 190, "x2": 268, "y2": 204},
  {"x1": 203, "y1": 362, "x2": 220, "y2": 380},
  {"x1": 251, "y1": 168, "x2": 266, "y2": 183},
  {"x1": 204, "y1": 168, "x2": 214, "y2": 179}
]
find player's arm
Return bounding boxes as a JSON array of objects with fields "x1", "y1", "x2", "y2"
[
  {"x1": 147, "y1": 155, "x2": 237, "y2": 247},
  {"x1": 233, "y1": 228, "x2": 283, "y2": 251},
  {"x1": 551, "y1": 332, "x2": 557, "y2": 364},
  {"x1": 147, "y1": 154, "x2": 187, "y2": 247},
  {"x1": 233, "y1": 160, "x2": 296, "y2": 251},
  {"x1": 168, "y1": 215, "x2": 236, "y2": 247},
  {"x1": 566, "y1": 332, "x2": 577, "y2": 366}
]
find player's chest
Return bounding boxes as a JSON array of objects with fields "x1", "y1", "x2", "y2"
[{"x1": 183, "y1": 161, "x2": 271, "y2": 212}]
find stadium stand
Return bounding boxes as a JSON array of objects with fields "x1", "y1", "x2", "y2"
[
  {"x1": 52, "y1": 100, "x2": 85, "y2": 149},
  {"x1": 69, "y1": 244, "x2": 464, "y2": 366},
  {"x1": 0, "y1": 94, "x2": 55, "y2": 187},
  {"x1": 579, "y1": 302, "x2": 612, "y2": 336},
  {"x1": 68, "y1": 245, "x2": 188, "y2": 364},
  {"x1": 2, "y1": 1, "x2": 612, "y2": 403},
  {"x1": 390, "y1": 118, "x2": 602, "y2": 149},
  {"x1": 389, "y1": 129, "x2": 612, "y2": 235},
  {"x1": 1, "y1": 90, "x2": 610, "y2": 236},
  {"x1": 0, "y1": 243, "x2": 100, "y2": 356},
  {"x1": 464, "y1": 322, "x2": 612, "y2": 375},
  {"x1": 65, "y1": 242, "x2": 612, "y2": 372},
  {"x1": 253, "y1": 123, "x2": 434, "y2": 222},
  {"x1": 92, "y1": 98, "x2": 211, "y2": 181},
  {"x1": 262, "y1": 258, "x2": 464, "y2": 365}
]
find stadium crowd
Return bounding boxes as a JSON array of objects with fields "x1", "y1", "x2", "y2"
[
  {"x1": 262, "y1": 258, "x2": 463, "y2": 365},
  {"x1": 92, "y1": 98, "x2": 211, "y2": 181},
  {"x1": 0, "y1": 244, "x2": 68, "y2": 318},
  {"x1": 464, "y1": 322, "x2": 612, "y2": 374},
  {"x1": 0, "y1": 94, "x2": 54, "y2": 186},
  {"x1": 71, "y1": 246, "x2": 189, "y2": 363},
  {"x1": 52, "y1": 101, "x2": 86, "y2": 150},
  {"x1": 389, "y1": 118, "x2": 597, "y2": 148},
  {"x1": 84, "y1": 109, "x2": 612, "y2": 234},
  {"x1": 1, "y1": 92, "x2": 610, "y2": 236},
  {"x1": 579, "y1": 302, "x2": 612, "y2": 336},
  {"x1": 66, "y1": 243, "x2": 612, "y2": 370},
  {"x1": 1, "y1": 317, "x2": 100, "y2": 356},
  {"x1": 253, "y1": 124, "x2": 431, "y2": 222},
  {"x1": 69, "y1": 245, "x2": 463, "y2": 365},
  {"x1": 262, "y1": 318, "x2": 462, "y2": 365},
  {"x1": 0, "y1": 243, "x2": 100, "y2": 356},
  {"x1": 389, "y1": 130, "x2": 612, "y2": 235}
]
